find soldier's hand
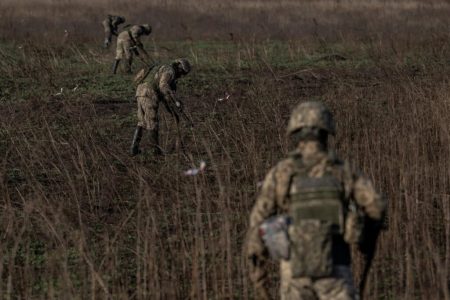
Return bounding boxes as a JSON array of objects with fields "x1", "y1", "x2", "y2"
[
  {"x1": 246, "y1": 230, "x2": 267, "y2": 260},
  {"x1": 358, "y1": 218, "x2": 383, "y2": 255},
  {"x1": 248, "y1": 254, "x2": 265, "y2": 277}
]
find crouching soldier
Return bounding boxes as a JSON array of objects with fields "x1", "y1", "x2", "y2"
[
  {"x1": 101, "y1": 14, "x2": 126, "y2": 48},
  {"x1": 113, "y1": 24, "x2": 152, "y2": 74},
  {"x1": 130, "y1": 58, "x2": 192, "y2": 156},
  {"x1": 245, "y1": 102, "x2": 386, "y2": 300}
]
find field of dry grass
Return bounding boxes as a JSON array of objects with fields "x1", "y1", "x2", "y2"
[
  {"x1": 2, "y1": 0, "x2": 450, "y2": 42},
  {"x1": 0, "y1": 0, "x2": 449, "y2": 299}
]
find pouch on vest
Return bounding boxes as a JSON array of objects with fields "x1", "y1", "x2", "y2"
[
  {"x1": 259, "y1": 215, "x2": 291, "y2": 261},
  {"x1": 289, "y1": 220, "x2": 333, "y2": 277},
  {"x1": 288, "y1": 171, "x2": 345, "y2": 278}
]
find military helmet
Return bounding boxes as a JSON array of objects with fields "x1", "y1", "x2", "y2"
[
  {"x1": 141, "y1": 24, "x2": 152, "y2": 35},
  {"x1": 287, "y1": 101, "x2": 335, "y2": 136},
  {"x1": 116, "y1": 16, "x2": 126, "y2": 24},
  {"x1": 173, "y1": 58, "x2": 191, "y2": 74}
]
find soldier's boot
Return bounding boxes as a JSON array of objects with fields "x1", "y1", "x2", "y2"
[
  {"x1": 130, "y1": 126, "x2": 143, "y2": 156},
  {"x1": 112, "y1": 59, "x2": 120, "y2": 74},
  {"x1": 149, "y1": 130, "x2": 162, "y2": 155},
  {"x1": 125, "y1": 58, "x2": 133, "y2": 74}
]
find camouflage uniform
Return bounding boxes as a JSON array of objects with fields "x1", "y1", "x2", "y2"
[
  {"x1": 130, "y1": 59, "x2": 191, "y2": 156},
  {"x1": 113, "y1": 24, "x2": 152, "y2": 74},
  {"x1": 246, "y1": 102, "x2": 386, "y2": 300},
  {"x1": 102, "y1": 15, "x2": 125, "y2": 48}
]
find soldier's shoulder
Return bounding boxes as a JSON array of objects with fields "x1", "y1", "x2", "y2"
[
  {"x1": 131, "y1": 25, "x2": 143, "y2": 32},
  {"x1": 117, "y1": 30, "x2": 128, "y2": 38},
  {"x1": 272, "y1": 156, "x2": 298, "y2": 176},
  {"x1": 327, "y1": 153, "x2": 356, "y2": 177},
  {"x1": 158, "y1": 65, "x2": 176, "y2": 77},
  {"x1": 125, "y1": 25, "x2": 139, "y2": 34},
  {"x1": 260, "y1": 157, "x2": 296, "y2": 187}
]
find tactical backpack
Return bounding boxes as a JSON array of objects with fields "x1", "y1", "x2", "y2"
[{"x1": 288, "y1": 160, "x2": 346, "y2": 278}]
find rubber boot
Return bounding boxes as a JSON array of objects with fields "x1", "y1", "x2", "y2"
[
  {"x1": 130, "y1": 126, "x2": 143, "y2": 156},
  {"x1": 112, "y1": 59, "x2": 120, "y2": 74},
  {"x1": 149, "y1": 130, "x2": 162, "y2": 155},
  {"x1": 125, "y1": 57, "x2": 133, "y2": 74}
]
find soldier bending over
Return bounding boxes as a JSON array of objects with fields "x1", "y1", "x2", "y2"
[
  {"x1": 102, "y1": 15, "x2": 125, "y2": 48},
  {"x1": 130, "y1": 58, "x2": 191, "y2": 156},
  {"x1": 113, "y1": 24, "x2": 152, "y2": 74}
]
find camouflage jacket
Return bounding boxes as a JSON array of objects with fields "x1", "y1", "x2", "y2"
[
  {"x1": 118, "y1": 25, "x2": 146, "y2": 47},
  {"x1": 102, "y1": 15, "x2": 124, "y2": 36},
  {"x1": 143, "y1": 64, "x2": 179, "y2": 108},
  {"x1": 246, "y1": 149, "x2": 386, "y2": 291}
]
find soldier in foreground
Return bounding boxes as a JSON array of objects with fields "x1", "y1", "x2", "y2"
[
  {"x1": 245, "y1": 102, "x2": 386, "y2": 300},
  {"x1": 101, "y1": 15, "x2": 126, "y2": 48},
  {"x1": 112, "y1": 24, "x2": 152, "y2": 74},
  {"x1": 130, "y1": 58, "x2": 192, "y2": 156}
]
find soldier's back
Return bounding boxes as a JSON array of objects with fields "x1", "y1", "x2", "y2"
[
  {"x1": 146, "y1": 65, "x2": 176, "y2": 90},
  {"x1": 128, "y1": 25, "x2": 143, "y2": 37},
  {"x1": 117, "y1": 30, "x2": 129, "y2": 41}
]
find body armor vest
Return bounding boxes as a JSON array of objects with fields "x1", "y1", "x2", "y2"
[
  {"x1": 288, "y1": 159, "x2": 347, "y2": 278},
  {"x1": 289, "y1": 169, "x2": 345, "y2": 234}
]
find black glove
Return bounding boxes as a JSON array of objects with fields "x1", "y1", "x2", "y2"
[{"x1": 358, "y1": 218, "x2": 383, "y2": 255}]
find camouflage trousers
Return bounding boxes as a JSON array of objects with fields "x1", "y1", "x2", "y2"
[
  {"x1": 136, "y1": 83, "x2": 159, "y2": 131},
  {"x1": 280, "y1": 261, "x2": 357, "y2": 300},
  {"x1": 104, "y1": 28, "x2": 112, "y2": 47},
  {"x1": 115, "y1": 35, "x2": 133, "y2": 72}
]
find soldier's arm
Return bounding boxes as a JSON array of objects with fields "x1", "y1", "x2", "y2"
[
  {"x1": 111, "y1": 25, "x2": 119, "y2": 36},
  {"x1": 136, "y1": 39, "x2": 144, "y2": 49},
  {"x1": 102, "y1": 20, "x2": 113, "y2": 47},
  {"x1": 248, "y1": 168, "x2": 278, "y2": 253},
  {"x1": 354, "y1": 177, "x2": 386, "y2": 220},
  {"x1": 250, "y1": 169, "x2": 278, "y2": 228},
  {"x1": 247, "y1": 159, "x2": 293, "y2": 257},
  {"x1": 159, "y1": 70, "x2": 178, "y2": 107},
  {"x1": 346, "y1": 163, "x2": 386, "y2": 221},
  {"x1": 131, "y1": 28, "x2": 143, "y2": 47},
  {"x1": 102, "y1": 20, "x2": 111, "y2": 33},
  {"x1": 246, "y1": 167, "x2": 278, "y2": 300}
]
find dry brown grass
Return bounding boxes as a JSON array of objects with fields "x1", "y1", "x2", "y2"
[
  {"x1": 1, "y1": 0, "x2": 450, "y2": 43},
  {"x1": 1, "y1": 0, "x2": 450, "y2": 299}
]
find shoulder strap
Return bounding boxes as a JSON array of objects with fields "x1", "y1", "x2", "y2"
[
  {"x1": 273, "y1": 157, "x2": 303, "y2": 208},
  {"x1": 137, "y1": 63, "x2": 160, "y2": 86},
  {"x1": 127, "y1": 30, "x2": 137, "y2": 45}
]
